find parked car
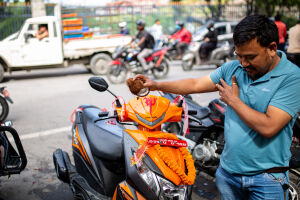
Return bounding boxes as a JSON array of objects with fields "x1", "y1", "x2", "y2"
[{"x1": 193, "y1": 21, "x2": 238, "y2": 43}]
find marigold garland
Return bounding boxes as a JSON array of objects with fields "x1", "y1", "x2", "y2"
[{"x1": 143, "y1": 132, "x2": 196, "y2": 185}]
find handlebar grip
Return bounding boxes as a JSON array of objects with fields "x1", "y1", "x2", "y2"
[{"x1": 116, "y1": 99, "x2": 122, "y2": 107}]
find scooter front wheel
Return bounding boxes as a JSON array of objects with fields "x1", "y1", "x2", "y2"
[
  {"x1": 107, "y1": 65, "x2": 128, "y2": 84},
  {"x1": 0, "y1": 96, "x2": 9, "y2": 122},
  {"x1": 182, "y1": 56, "x2": 194, "y2": 71}
]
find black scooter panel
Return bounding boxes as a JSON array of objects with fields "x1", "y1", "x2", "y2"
[{"x1": 79, "y1": 105, "x2": 124, "y2": 161}]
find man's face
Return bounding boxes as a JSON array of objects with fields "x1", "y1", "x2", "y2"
[
  {"x1": 156, "y1": 21, "x2": 160, "y2": 25},
  {"x1": 137, "y1": 25, "x2": 143, "y2": 31},
  {"x1": 235, "y1": 38, "x2": 277, "y2": 80},
  {"x1": 39, "y1": 27, "x2": 47, "y2": 33}
]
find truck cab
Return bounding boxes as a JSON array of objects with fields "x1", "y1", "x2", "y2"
[{"x1": 0, "y1": 16, "x2": 64, "y2": 69}]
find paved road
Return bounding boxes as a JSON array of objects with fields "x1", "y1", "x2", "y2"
[{"x1": 0, "y1": 62, "x2": 220, "y2": 200}]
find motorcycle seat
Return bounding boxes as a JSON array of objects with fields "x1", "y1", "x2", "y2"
[
  {"x1": 195, "y1": 107, "x2": 211, "y2": 119},
  {"x1": 185, "y1": 99, "x2": 211, "y2": 119},
  {"x1": 80, "y1": 106, "x2": 124, "y2": 161}
]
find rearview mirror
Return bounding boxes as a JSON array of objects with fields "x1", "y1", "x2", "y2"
[{"x1": 88, "y1": 77, "x2": 108, "y2": 92}]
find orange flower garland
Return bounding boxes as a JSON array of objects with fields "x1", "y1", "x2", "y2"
[{"x1": 143, "y1": 132, "x2": 196, "y2": 185}]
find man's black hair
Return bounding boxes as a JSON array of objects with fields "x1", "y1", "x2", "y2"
[
  {"x1": 155, "y1": 19, "x2": 160, "y2": 23},
  {"x1": 275, "y1": 13, "x2": 281, "y2": 21},
  {"x1": 233, "y1": 15, "x2": 279, "y2": 47},
  {"x1": 38, "y1": 24, "x2": 48, "y2": 29}
]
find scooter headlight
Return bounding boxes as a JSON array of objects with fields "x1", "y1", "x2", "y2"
[
  {"x1": 157, "y1": 176, "x2": 187, "y2": 200},
  {"x1": 136, "y1": 159, "x2": 187, "y2": 199},
  {"x1": 136, "y1": 160, "x2": 160, "y2": 196}
]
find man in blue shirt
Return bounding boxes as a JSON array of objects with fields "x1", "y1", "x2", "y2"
[{"x1": 132, "y1": 15, "x2": 300, "y2": 199}]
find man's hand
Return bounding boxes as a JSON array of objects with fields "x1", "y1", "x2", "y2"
[
  {"x1": 216, "y1": 76, "x2": 239, "y2": 106},
  {"x1": 131, "y1": 43, "x2": 138, "y2": 49},
  {"x1": 134, "y1": 74, "x2": 158, "y2": 91},
  {"x1": 205, "y1": 37, "x2": 210, "y2": 42}
]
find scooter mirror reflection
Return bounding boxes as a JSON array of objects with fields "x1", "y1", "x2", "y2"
[{"x1": 88, "y1": 77, "x2": 108, "y2": 92}]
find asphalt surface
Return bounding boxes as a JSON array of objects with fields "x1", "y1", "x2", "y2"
[{"x1": 0, "y1": 61, "x2": 220, "y2": 200}]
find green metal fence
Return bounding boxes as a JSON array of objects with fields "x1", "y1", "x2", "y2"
[
  {"x1": 0, "y1": 5, "x2": 54, "y2": 40},
  {"x1": 60, "y1": 4, "x2": 248, "y2": 37},
  {"x1": 1, "y1": 4, "x2": 299, "y2": 40}
]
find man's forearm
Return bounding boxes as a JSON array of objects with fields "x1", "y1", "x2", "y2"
[
  {"x1": 156, "y1": 79, "x2": 198, "y2": 94},
  {"x1": 155, "y1": 76, "x2": 217, "y2": 95}
]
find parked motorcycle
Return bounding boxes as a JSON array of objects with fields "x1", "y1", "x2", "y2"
[
  {"x1": 107, "y1": 46, "x2": 170, "y2": 84},
  {"x1": 162, "y1": 93, "x2": 300, "y2": 200},
  {"x1": 181, "y1": 40, "x2": 233, "y2": 71},
  {"x1": 0, "y1": 87, "x2": 13, "y2": 122},
  {"x1": 53, "y1": 77, "x2": 196, "y2": 200},
  {"x1": 0, "y1": 123, "x2": 27, "y2": 177},
  {"x1": 290, "y1": 111, "x2": 300, "y2": 200}
]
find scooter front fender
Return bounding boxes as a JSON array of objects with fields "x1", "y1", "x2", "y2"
[{"x1": 182, "y1": 52, "x2": 194, "y2": 61}]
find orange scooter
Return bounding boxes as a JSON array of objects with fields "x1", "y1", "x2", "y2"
[{"x1": 53, "y1": 77, "x2": 196, "y2": 200}]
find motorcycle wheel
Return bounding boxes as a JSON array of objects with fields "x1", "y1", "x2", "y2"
[
  {"x1": 182, "y1": 58, "x2": 194, "y2": 71},
  {"x1": 0, "y1": 96, "x2": 9, "y2": 122},
  {"x1": 106, "y1": 64, "x2": 128, "y2": 84},
  {"x1": 289, "y1": 180, "x2": 300, "y2": 200},
  {"x1": 152, "y1": 58, "x2": 169, "y2": 79}
]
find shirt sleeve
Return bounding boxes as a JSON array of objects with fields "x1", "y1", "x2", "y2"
[
  {"x1": 269, "y1": 74, "x2": 300, "y2": 117},
  {"x1": 210, "y1": 60, "x2": 240, "y2": 84}
]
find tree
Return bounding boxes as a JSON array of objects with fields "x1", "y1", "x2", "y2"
[{"x1": 245, "y1": 0, "x2": 300, "y2": 16}]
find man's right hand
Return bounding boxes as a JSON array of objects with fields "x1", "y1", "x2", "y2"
[{"x1": 133, "y1": 74, "x2": 158, "y2": 91}]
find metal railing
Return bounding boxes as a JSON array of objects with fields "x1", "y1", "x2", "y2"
[
  {"x1": 1, "y1": 4, "x2": 299, "y2": 40},
  {"x1": 0, "y1": 5, "x2": 54, "y2": 40}
]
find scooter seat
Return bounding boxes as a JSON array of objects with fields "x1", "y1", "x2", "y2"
[
  {"x1": 80, "y1": 106, "x2": 124, "y2": 161},
  {"x1": 185, "y1": 98, "x2": 210, "y2": 119}
]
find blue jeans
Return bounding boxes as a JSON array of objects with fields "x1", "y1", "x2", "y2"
[{"x1": 215, "y1": 166, "x2": 289, "y2": 200}]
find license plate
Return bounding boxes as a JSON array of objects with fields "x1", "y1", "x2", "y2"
[{"x1": 147, "y1": 137, "x2": 187, "y2": 147}]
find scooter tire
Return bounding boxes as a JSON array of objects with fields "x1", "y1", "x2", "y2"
[
  {"x1": 152, "y1": 58, "x2": 169, "y2": 79},
  {"x1": 182, "y1": 58, "x2": 194, "y2": 71},
  {"x1": 106, "y1": 65, "x2": 128, "y2": 84},
  {"x1": 0, "y1": 96, "x2": 9, "y2": 122}
]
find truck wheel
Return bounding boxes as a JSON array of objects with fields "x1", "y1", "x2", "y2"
[
  {"x1": 90, "y1": 53, "x2": 112, "y2": 75},
  {"x1": 0, "y1": 63, "x2": 4, "y2": 82}
]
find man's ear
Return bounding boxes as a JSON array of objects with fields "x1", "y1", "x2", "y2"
[{"x1": 268, "y1": 42, "x2": 278, "y2": 56}]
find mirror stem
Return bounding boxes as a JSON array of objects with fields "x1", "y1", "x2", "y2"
[{"x1": 107, "y1": 89, "x2": 122, "y2": 107}]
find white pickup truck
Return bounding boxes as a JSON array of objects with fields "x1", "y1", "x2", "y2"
[{"x1": 0, "y1": 16, "x2": 131, "y2": 82}]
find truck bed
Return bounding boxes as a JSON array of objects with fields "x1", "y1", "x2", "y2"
[{"x1": 63, "y1": 35, "x2": 131, "y2": 59}]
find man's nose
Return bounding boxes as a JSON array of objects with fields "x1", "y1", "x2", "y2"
[{"x1": 240, "y1": 57, "x2": 250, "y2": 67}]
